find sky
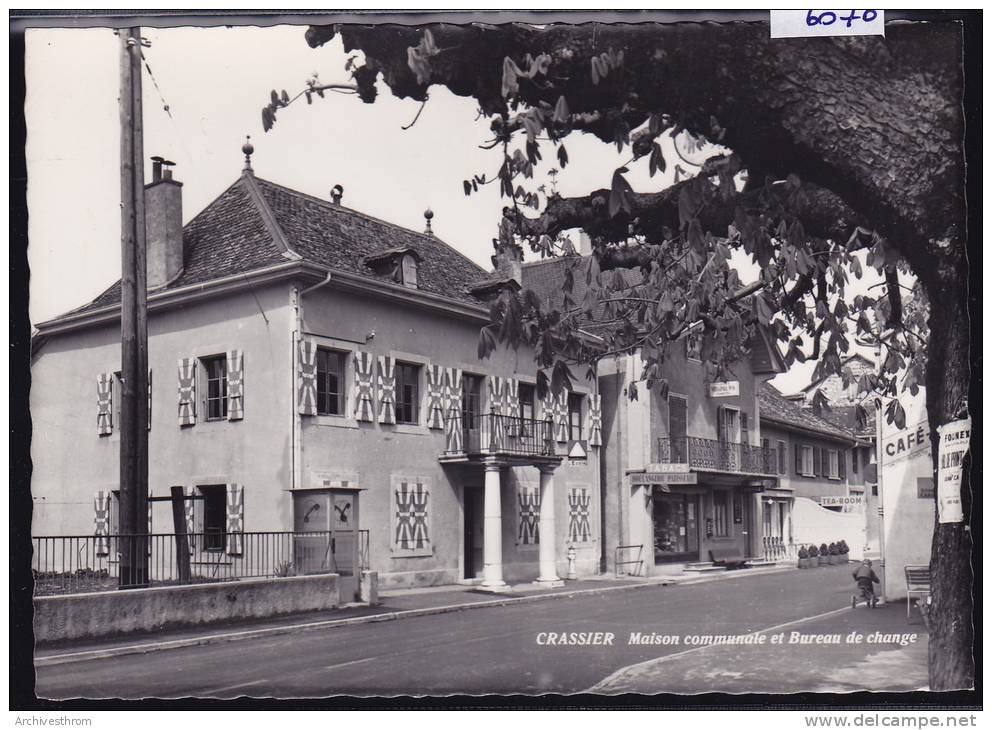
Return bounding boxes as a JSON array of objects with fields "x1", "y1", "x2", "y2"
[{"x1": 25, "y1": 23, "x2": 879, "y2": 393}]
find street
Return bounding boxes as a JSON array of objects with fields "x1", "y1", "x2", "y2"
[{"x1": 35, "y1": 565, "x2": 927, "y2": 698}]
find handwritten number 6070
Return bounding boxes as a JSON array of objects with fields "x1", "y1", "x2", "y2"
[{"x1": 806, "y1": 10, "x2": 878, "y2": 28}]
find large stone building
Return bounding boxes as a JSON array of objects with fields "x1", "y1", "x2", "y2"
[{"x1": 30, "y1": 156, "x2": 604, "y2": 598}]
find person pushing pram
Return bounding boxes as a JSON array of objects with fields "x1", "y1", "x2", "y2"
[{"x1": 852, "y1": 558, "x2": 880, "y2": 608}]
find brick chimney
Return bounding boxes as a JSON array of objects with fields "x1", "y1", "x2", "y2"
[{"x1": 145, "y1": 156, "x2": 183, "y2": 289}]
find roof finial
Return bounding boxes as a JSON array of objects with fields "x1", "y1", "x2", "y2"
[
  {"x1": 242, "y1": 135, "x2": 255, "y2": 174},
  {"x1": 424, "y1": 207, "x2": 434, "y2": 235}
]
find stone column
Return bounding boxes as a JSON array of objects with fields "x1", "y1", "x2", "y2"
[
  {"x1": 482, "y1": 459, "x2": 506, "y2": 589},
  {"x1": 536, "y1": 466, "x2": 563, "y2": 585}
]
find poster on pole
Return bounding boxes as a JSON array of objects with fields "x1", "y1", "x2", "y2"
[{"x1": 936, "y1": 417, "x2": 970, "y2": 524}]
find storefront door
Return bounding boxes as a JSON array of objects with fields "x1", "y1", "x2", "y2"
[{"x1": 652, "y1": 490, "x2": 700, "y2": 564}]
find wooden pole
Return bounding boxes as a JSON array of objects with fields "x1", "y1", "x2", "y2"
[
  {"x1": 118, "y1": 26, "x2": 149, "y2": 588},
  {"x1": 170, "y1": 486, "x2": 191, "y2": 583}
]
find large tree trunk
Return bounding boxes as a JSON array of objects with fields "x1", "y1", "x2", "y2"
[{"x1": 923, "y1": 261, "x2": 973, "y2": 691}]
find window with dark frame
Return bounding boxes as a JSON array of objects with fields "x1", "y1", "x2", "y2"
[
  {"x1": 203, "y1": 355, "x2": 228, "y2": 420},
  {"x1": 669, "y1": 395, "x2": 688, "y2": 463},
  {"x1": 462, "y1": 374, "x2": 483, "y2": 429},
  {"x1": 686, "y1": 332, "x2": 702, "y2": 361},
  {"x1": 778, "y1": 441, "x2": 787, "y2": 475},
  {"x1": 518, "y1": 383, "x2": 535, "y2": 436},
  {"x1": 316, "y1": 348, "x2": 346, "y2": 416},
  {"x1": 395, "y1": 362, "x2": 421, "y2": 425},
  {"x1": 568, "y1": 392, "x2": 583, "y2": 441},
  {"x1": 199, "y1": 485, "x2": 227, "y2": 551},
  {"x1": 713, "y1": 490, "x2": 729, "y2": 537}
]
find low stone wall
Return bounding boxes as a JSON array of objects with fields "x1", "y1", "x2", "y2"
[{"x1": 34, "y1": 573, "x2": 339, "y2": 644}]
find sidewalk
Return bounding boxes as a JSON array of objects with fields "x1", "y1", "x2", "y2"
[
  {"x1": 34, "y1": 563, "x2": 794, "y2": 667},
  {"x1": 591, "y1": 598, "x2": 930, "y2": 693}
]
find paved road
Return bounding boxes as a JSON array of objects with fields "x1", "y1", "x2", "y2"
[{"x1": 37, "y1": 565, "x2": 867, "y2": 698}]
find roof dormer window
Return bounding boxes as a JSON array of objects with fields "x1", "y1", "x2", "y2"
[
  {"x1": 363, "y1": 246, "x2": 422, "y2": 290},
  {"x1": 400, "y1": 253, "x2": 418, "y2": 289}
]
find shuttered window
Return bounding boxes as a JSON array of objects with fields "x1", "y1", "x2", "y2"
[
  {"x1": 462, "y1": 374, "x2": 483, "y2": 428},
  {"x1": 568, "y1": 393, "x2": 583, "y2": 440},
  {"x1": 199, "y1": 485, "x2": 226, "y2": 551},
  {"x1": 316, "y1": 348, "x2": 346, "y2": 416},
  {"x1": 395, "y1": 362, "x2": 421, "y2": 425},
  {"x1": 778, "y1": 441, "x2": 787, "y2": 475},
  {"x1": 670, "y1": 395, "x2": 688, "y2": 463},
  {"x1": 203, "y1": 356, "x2": 228, "y2": 421}
]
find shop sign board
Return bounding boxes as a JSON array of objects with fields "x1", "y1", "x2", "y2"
[{"x1": 708, "y1": 381, "x2": 740, "y2": 398}]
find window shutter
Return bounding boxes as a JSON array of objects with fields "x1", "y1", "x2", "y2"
[
  {"x1": 717, "y1": 407, "x2": 726, "y2": 443},
  {"x1": 487, "y1": 376, "x2": 502, "y2": 414},
  {"x1": 184, "y1": 487, "x2": 196, "y2": 553},
  {"x1": 795, "y1": 443, "x2": 802, "y2": 475},
  {"x1": 94, "y1": 491, "x2": 111, "y2": 556},
  {"x1": 443, "y1": 367, "x2": 462, "y2": 419},
  {"x1": 353, "y1": 351, "x2": 375, "y2": 422},
  {"x1": 555, "y1": 392, "x2": 570, "y2": 443},
  {"x1": 813, "y1": 446, "x2": 821, "y2": 476},
  {"x1": 425, "y1": 364, "x2": 445, "y2": 430},
  {"x1": 227, "y1": 349, "x2": 244, "y2": 420},
  {"x1": 297, "y1": 338, "x2": 318, "y2": 416},
  {"x1": 226, "y1": 483, "x2": 244, "y2": 555},
  {"x1": 177, "y1": 358, "x2": 197, "y2": 426},
  {"x1": 505, "y1": 378, "x2": 520, "y2": 416},
  {"x1": 740, "y1": 411, "x2": 749, "y2": 444},
  {"x1": 377, "y1": 355, "x2": 396, "y2": 424},
  {"x1": 97, "y1": 373, "x2": 113, "y2": 435},
  {"x1": 587, "y1": 393, "x2": 603, "y2": 446},
  {"x1": 839, "y1": 450, "x2": 846, "y2": 479}
]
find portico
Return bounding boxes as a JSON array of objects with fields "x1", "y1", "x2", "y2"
[{"x1": 441, "y1": 412, "x2": 564, "y2": 590}]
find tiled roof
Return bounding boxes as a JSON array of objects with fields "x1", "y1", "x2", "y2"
[
  {"x1": 253, "y1": 178, "x2": 488, "y2": 303},
  {"x1": 520, "y1": 255, "x2": 642, "y2": 325},
  {"x1": 46, "y1": 173, "x2": 491, "y2": 322},
  {"x1": 759, "y1": 382, "x2": 857, "y2": 443}
]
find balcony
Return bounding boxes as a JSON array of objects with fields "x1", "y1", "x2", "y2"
[
  {"x1": 441, "y1": 412, "x2": 561, "y2": 464},
  {"x1": 657, "y1": 436, "x2": 778, "y2": 477}
]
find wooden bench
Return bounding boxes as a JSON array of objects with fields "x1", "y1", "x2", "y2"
[
  {"x1": 905, "y1": 565, "x2": 932, "y2": 618},
  {"x1": 709, "y1": 547, "x2": 748, "y2": 570}
]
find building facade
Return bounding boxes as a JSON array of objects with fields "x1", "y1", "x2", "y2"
[{"x1": 30, "y1": 160, "x2": 604, "y2": 597}]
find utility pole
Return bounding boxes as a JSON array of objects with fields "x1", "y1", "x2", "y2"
[{"x1": 118, "y1": 26, "x2": 149, "y2": 588}]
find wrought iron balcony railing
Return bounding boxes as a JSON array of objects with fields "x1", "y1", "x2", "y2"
[
  {"x1": 657, "y1": 436, "x2": 778, "y2": 476},
  {"x1": 444, "y1": 412, "x2": 556, "y2": 458}
]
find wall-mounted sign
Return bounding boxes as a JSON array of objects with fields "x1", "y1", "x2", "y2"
[
  {"x1": 818, "y1": 495, "x2": 863, "y2": 507},
  {"x1": 917, "y1": 477, "x2": 935, "y2": 500},
  {"x1": 882, "y1": 420, "x2": 930, "y2": 465},
  {"x1": 566, "y1": 440, "x2": 588, "y2": 465},
  {"x1": 708, "y1": 381, "x2": 740, "y2": 398},
  {"x1": 630, "y1": 472, "x2": 698, "y2": 486},
  {"x1": 643, "y1": 462, "x2": 691, "y2": 474},
  {"x1": 937, "y1": 417, "x2": 970, "y2": 524}
]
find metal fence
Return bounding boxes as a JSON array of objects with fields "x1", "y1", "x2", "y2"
[
  {"x1": 32, "y1": 530, "x2": 370, "y2": 596},
  {"x1": 444, "y1": 412, "x2": 556, "y2": 457},
  {"x1": 658, "y1": 436, "x2": 778, "y2": 476}
]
